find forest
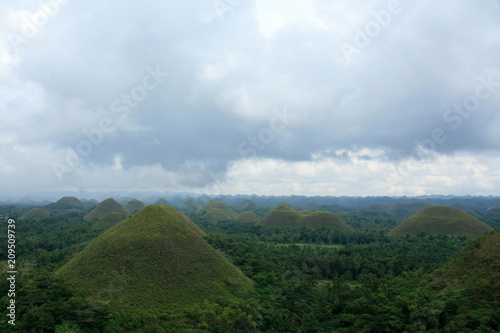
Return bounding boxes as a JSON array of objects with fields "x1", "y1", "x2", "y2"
[{"x1": 0, "y1": 196, "x2": 499, "y2": 332}]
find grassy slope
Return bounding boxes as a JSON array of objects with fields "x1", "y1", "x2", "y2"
[
  {"x1": 203, "y1": 207, "x2": 231, "y2": 223},
  {"x1": 91, "y1": 212, "x2": 128, "y2": 230},
  {"x1": 20, "y1": 208, "x2": 51, "y2": 220},
  {"x1": 198, "y1": 200, "x2": 238, "y2": 219},
  {"x1": 297, "y1": 211, "x2": 352, "y2": 230},
  {"x1": 159, "y1": 204, "x2": 207, "y2": 237},
  {"x1": 388, "y1": 205, "x2": 494, "y2": 237},
  {"x1": 257, "y1": 204, "x2": 303, "y2": 227},
  {"x1": 45, "y1": 196, "x2": 84, "y2": 211},
  {"x1": 124, "y1": 199, "x2": 146, "y2": 214},
  {"x1": 57, "y1": 205, "x2": 252, "y2": 316},
  {"x1": 83, "y1": 198, "x2": 131, "y2": 221}
]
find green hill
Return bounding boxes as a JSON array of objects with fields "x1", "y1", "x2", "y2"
[
  {"x1": 237, "y1": 199, "x2": 259, "y2": 212},
  {"x1": 436, "y1": 230, "x2": 500, "y2": 301},
  {"x1": 91, "y1": 212, "x2": 129, "y2": 230},
  {"x1": 257, "y1": 204, "x2": 303, "y2": 227},
  {"x1": 388, "y1": 205, "x2": 494, "y2": 237},
  {"x1": 236, "y1": 211, "x2": 260, "y2": 222},
  {"x1": 155, "y1": 198, "x2": 170, "y2": 205},
  {"x1": 297, "y1": 211, "x2": 352, "y2": 230},
  {"x1": 198, "y1": 200, "x2": 238, "y2": 219},
  {"x1": 485, "y1": 207, "x2": 500, "y2": 217},
  {"x1": 57, "y1": 205, "x2": 252, "y2": 317},
  {"x1": 299, "y1": 210, "x2": 312, "y2": 215},
  {"x1": 45, "y1": 196, "x2": 84, "y2": 213},
  {"x1": 20, "y1": 208, "x2": 51, "y2": 221},
  {"x1": 179, "y1": 198, "x2": 202, "y2": 212},
  {"x1": 125, "y1": 199, "x2": 146, "y2": 214},
  {"x1": 83, "y1": 198, "x2": 131, "y2": 221},
  {"x1": 388, "y1": 201, "x2": 433, "y2": 218},
  {"x1": 159, "y1": 204, "x2": 207, "y2": 237},
  {"x1": 203, "y1": 207, "x2": 232, "y2": 223}
]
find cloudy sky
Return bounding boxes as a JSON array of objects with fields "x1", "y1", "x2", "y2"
[{"x1": 1, "y1": 0, "x2": 500, "y2": 197}]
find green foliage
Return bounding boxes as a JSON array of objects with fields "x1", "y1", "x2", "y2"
[
  {"x1": 297, "y1": 211, "x2": 352, "y2": 230},
  {"x1": 389, "y1": 205, "x2": 494, "y2": 237},
  {"x1": 257, "y1": 204, "x2": 303, "y2": 228},
  {"x1": 20, "y1": 208, "x2": 51, "y2": 221},
  {"x1": 203, "y1": 207, "x2": 232, "y2": 223},
  {"x1": 235, "y1": 211, "x2": 260, "y2": 223}
]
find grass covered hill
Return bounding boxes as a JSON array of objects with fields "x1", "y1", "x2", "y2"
[
  {"x1": 20, "y1": 208, "x2": 51, "y2": 221},
  {"x1": 125, "y1": 199, "x2": 146, "y2": 214},
  {"x1": 257, "y1": 204, "x2": 303, "y2": 227},
  {"x1": 56, "y1": 205, "x2": 252, "y2": 317},
  {"x1": 154, "y1": 198, "x2": 170, "y2": 205},
  {"x1": 159, "y1": 204, "x2": 207, "y2": 237},
  {"x1": 203, "y1": 207, "x2": 232, "y2": 223},
  {"x1": 83, "y1": 198, "x2": 131, "y2": 221},
  {"x1": 236, "y1": 211, "x2": 260, "y2": 222},
  {"x1": 388, "y1": 205, "x2": 494, "y2": 237},
  {"x1": 91, "y1": 212, "x2": 129, "y2": 230},
  {"x1": 237, "y1": 199, "x2": 259, "y2": 212},
  {"x1": 436, "y1": 230, "x2": 500, "y2": 302},
  {"x1": 197, "y1": 200, "x2": 238, "y2": 219},
  {"x1": 45, "y1": 196, "x2": 84, "y2": 213},
  {"x1": 297, "y1": 211, "x2": 352, "y2": 231}
]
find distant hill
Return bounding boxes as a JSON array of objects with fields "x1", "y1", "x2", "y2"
[
  {"x1": 367, "y1": 204, "x2": 390, "y2": 214},
  {"x1": 57, "y1": 205, "x2": 252, "y2": 317},
  {"x1": 124, "y1": 199, "x2": 146, "y2": 214},
  {"x1": 237, "y1": 199, "x2": 259, "y2": 212},
  {"x1": 83, "y1": 198, "x2": 131, "y2": 221},
  {"x1": 388, "y1": 205, "x2": 494, "y2": 237},
  {"x1": 155, "y1": 198, "x2": 170, "y2": 205},
  {"x1": 45, "y1": 196, "x2": 84, "y2": 213},
  {"x1": 485, "y1": 207, "x2": 500, "y2": 217},
  {"x1": 179, "y1": 198, "x2": 202, "y2": 212},
  {"x1": 198, "y1": 200, "x2": 238, "y2": 219},
  {"x1": 159, "y1": 204, "x2": 206, "y2": 237},
  {"x1": 203, "y1": 207, "x2": 232, "y2": 223},
  {"x1": 297, "y1": 211, "x2": 352, "y2": 231},
  {"x1": 20, "y1": 208, "x2": 51, "y2": 221},
  {"x1": 236, "y1": 211, "x2": 260, "y2": 222},
  {"x1": 436, "y1": 230, "x2": 500, "y2": 301},
  {"x1": 91, "y1": 212, "x2": 129, "y2": 230},
  {"x1": 299, "y1": 210, "x2": 312, "y2": 215},
  {"x1": 257, "y1": 204, "x2": 303, "y2": 227}
]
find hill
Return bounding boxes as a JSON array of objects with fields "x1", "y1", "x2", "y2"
[
  {"x1": 155, "y1": 198, "x2": 170, "y2": 205},
  {"x1": 83, "y1": 198, "x2": 131, "y2": 221},
  {"x1": 388, "y1": 205, "x2": 494, "y2": 237},
  {"x1": 179, "y1": 198, "x2": 202, "y2": 212},
  {"x1": 20, "y1": 208, "x2": 51, "y2": 221},
  {"x1": 236, "y1": 211, "x2": 260, "y2": 222},
  {"x1": 436, "y1": 230, "x2": 500, "y2": 301},
  {"x1": 159, "y1": 204, "x2": 207, "y2": 237},
  {"x1": 237, "y1": 199, "x2": 259, "y2": 212},
  {"x1": 57, "y1": 205, "x2": 252, "y2": 317},
  {"x1": 485, "y1": 207, "x2": 500, "y2": 217},
  {"x1": 91, "y1": 212, "x2": 129, "y2": 230},
  {"x1": 198, "y1": 200, "x2": 238, "y2": 219},
  {"x1": 124, "y1": 199, "x2": 146, "y2": 214},
  {"x1": 297, "y1": 211, "x2": 351, "y2": 231},
  {"x1": 388, "y1": 201, "x2": 433, "y2": 218},
  {"x1": 45, "y1": 196, "x2": 84, "y2": 213},
  {"x1": 203, "y1": 207, "x2": 232, "y2": 223},
  {"x1": 257, "y1": 204, "x2": 303, "y2": 227}
]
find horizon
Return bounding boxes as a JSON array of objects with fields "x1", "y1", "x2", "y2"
[{"x1": 1, "y1": 1, "x2": 500, "y2": 196}]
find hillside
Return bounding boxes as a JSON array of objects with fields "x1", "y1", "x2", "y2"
[
  {"x1": 124, "y1": 199, "x2": 146, "y2": 214},
  {"x1": 57, "y1": 205, "x2": 252, "y2": 316},
  {"x1": 237, "y1": 199, "x2": 259, "y2": 212},
  {"x1": 436, "y1": 230, "x2": 500, "y2": 301},
  {"x1": 159, "y1": 204, "x2": 207, "y2": 237},
  {"x1": 20, "y1": 208, "x2": 51, "y2": 221},
  {"x1": 203, "y1": 207, "x2": 232, "y2": 223},
  {"x1": 388, "y1": 205, "x2": 494, "y2": 237},
  {"x1": 91, "y1": 212, "x2": 129, "y2": 230},
  {"x1": 83, "y1": 198, "x2": 131, "y2": 221},
  {"x1": 297, "y1": 211, "x2": 351, "y2": 230},
  {"x1": 257, "y1": 204, "x2": 303, "y2": 227}
]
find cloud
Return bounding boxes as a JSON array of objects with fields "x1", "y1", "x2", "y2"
[{"x1": 1, "y1": 0, "x2": 500, "y2": 195}]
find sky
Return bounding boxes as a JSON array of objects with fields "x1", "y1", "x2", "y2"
[{"x1": 1, "y1": 0, "x2": 500, "y2": 197}]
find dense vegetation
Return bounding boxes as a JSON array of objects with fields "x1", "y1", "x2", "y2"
[{"x1": 0, "y1": 198, "x2": 499, "y2": 332}]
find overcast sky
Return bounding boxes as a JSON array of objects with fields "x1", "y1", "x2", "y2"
[{"x1": 1, "y1": 0, "x2": 500, "y2": 197}]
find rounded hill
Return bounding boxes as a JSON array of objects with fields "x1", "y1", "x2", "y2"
[
  {"x1": 297, "y1": 211, "x2": 351, "y2": 231},
  {"x1": 20, "y1": 208, "x2": 51, "y2": 221},
  {"x1": 236, "y1": 211, "x2": 260, "y2": 222},
  {"x1": 124, "y1": 199, "x2": 146, "y2": 214},
  {"x1": 198, "y1": 200, "x2": 238, "y2": 219},
  {"x1": 257, "y1": 204, "x2": 303, "y2": 227},
  {"x1": 91, "y1": 212, "x2": 129, "y2": 230},
  {"x1": 203, "y1": 207, "x2": 232, "y2": 223},
  {"x1": 388, "y1": 205, "x2": 494, "y2": 238},
  {"x1": 57, "y1": 205, "x2": 252, "y2": 316},
  {"x1": 83, "y1": 198, "x2": 131, "y2": 221},
  {"x1": 45, "y1": 196, "x2": 84, "y2": 212}
]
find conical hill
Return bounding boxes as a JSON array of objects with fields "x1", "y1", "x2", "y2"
[
  {"x1": 124, "y1": 199, "x2": 146, "y2": 214},
  {"x1": 257, "y1": 204, "x2": 303, "y2": 227},
  {"x1": 159, "y1": 204, "x2": 206, "y2": 237},
  {"x1": 83, "y1": 198, "x2": 131, "y2": 221},
  {"x1": 20, "y1": 208, "x2": 51, "y2": 221},
  {"x1": 236, "y1": 211, "x2": 260, "y2": 222},
  {"x1": 45, "y1": 196, "x2": 84, "y2": 213},
  {"x1": 198, "y1": 200, "x2": 238, "y2": 219},
  {"x1": 91, "y1": 212, "x2": 128, "y2": 230},
  {"x1": 297, "y1": 211, "x2": 351, "y2": 230},
  {"x1": 57, "y1": 205, "x2": 252, "y2": 316},
  {"x1": 388, "y1": 205, "x2": 494, "y2": 237}
]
